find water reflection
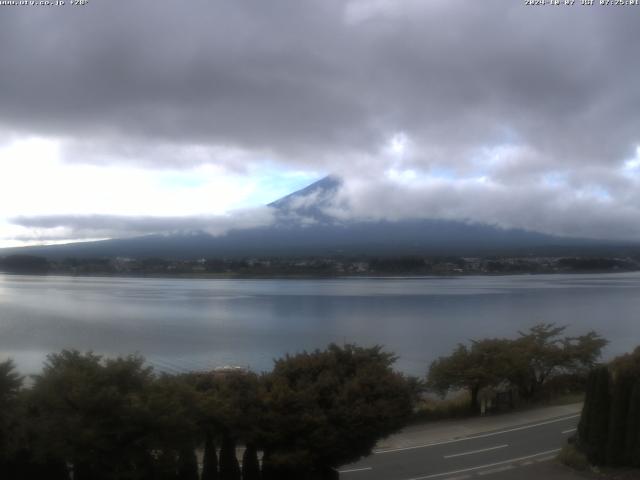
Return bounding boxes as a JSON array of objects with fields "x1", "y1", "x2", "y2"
[{"x1": 1, "y1": 273, "x2": 639, "y2": 375}]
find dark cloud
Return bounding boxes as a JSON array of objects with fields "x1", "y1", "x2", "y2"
[
  {"x1": 1, "y1": 1, "x2": 636, "y2": 164},
  {"x1": 1, "y1": 0, "x2": 640, "y2": 239}
]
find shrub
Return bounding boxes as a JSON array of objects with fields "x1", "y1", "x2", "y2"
[{"x1": 558, "y1": 444, "x2": 590, "y2": 471}]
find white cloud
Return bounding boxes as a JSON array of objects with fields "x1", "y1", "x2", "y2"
[{"x1": 0, "y1": 137, "x2": 307, "y2": 247}]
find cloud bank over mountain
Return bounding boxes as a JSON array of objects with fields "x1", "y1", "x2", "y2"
[
  {"x1": 1, "y1": 1, "x2": 639, "y2": 243},
  {"x1": 8, "y1": 209, "x2": 275, "y2": 242}
]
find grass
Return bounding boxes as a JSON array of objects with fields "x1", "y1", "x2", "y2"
[
  {"x1": 410, "y1": 391, "x2": 472, "y2": 423},
  {"x1": 558, "y1": 444, "x2": 590, "y2": 471},
  {"x1": 538, "y1": 391, "x2": 585, "y2": 406}
]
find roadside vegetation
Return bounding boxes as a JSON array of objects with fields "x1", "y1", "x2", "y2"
[
  {"x1": 571, "y1": 346, "x2": 640, "y2": 470},
  {"x1": 0, "y1": 344, "x2": 414, "y2": 480},
  {"x1": 425, "y1": 323, "x2": 606, "y2": 415},
  {"x1": 0, "y1": 325, "x2": 622, "y2": 479}
]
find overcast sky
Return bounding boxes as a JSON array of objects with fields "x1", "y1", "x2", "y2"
[{"x1": 1, "y1": 0, "x2": 639, "y2": 247}]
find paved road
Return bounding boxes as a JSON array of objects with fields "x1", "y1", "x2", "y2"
[{"x1": 339, "y1": 413, "x2": 579, "y2": 480}]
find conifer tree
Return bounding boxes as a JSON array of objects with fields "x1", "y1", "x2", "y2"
[
  {"x1": 177, "y1": 446, "x2": 199, "y2": 480},
  {"x1": 577, "y1": 368, "x2": 597, "y2": 447},
  {"x1": 578, "y1": 365, "x2": 611, "y2": 464},
  {"x1": 219, "y1": 434, "x2": 241, "y2": 480},
  {"x1": 241, "y1": 444, "x2": 261, "y2": 480},
  {"x1": 201, "y1": 433, "x2": 219, "y2": 480},
  {"x1": 624, "y1": 381, "x2": 640, "y2": 467},
  {"x1": 260, "y1": 451, "x2": 275, "y2": 480},
  {"x1": 589, "y1": 365, "x2": 611, "y2": 465},
  {"x1": 606, "y1": 373, "x2": 633, "y2": 466}
]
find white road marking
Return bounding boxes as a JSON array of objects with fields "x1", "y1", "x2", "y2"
[
  {"x1": 406, "y1": 448, "x2": 561, "y2": 480},
  {"x1": 561, "y1": 428, "x2": 577, "y2": 434},
  {"x1": 478, "y1": 465, "x2": 514, "y2": 476},
  {"x1": 442, "y1": 476, "x2": 471, "y2": 480},
  {"x1": 375, "y1": 414, "x2": 579, "y2": 454},
  {"x1": 443, "y1": 444, "x2": 508, "y2": 459},
  {"x1": 339, "y1": 466, "x2": 373, "y2": 474}
]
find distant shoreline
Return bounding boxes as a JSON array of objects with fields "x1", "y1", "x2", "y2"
[
  {"x1": 2, "y1": 253, "x2": 639, "y2": 279},
  {"x1": 1, "y1": 269, "x2": 638, "y2": 281}
]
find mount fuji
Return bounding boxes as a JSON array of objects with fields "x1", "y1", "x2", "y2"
[{"x1": 0, "y1": 176, "x2": 618, "y2": 259}]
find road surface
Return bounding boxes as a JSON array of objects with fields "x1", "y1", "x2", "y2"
[{"x1": 339, "y1": 413, "x2": 579, "y2": 480}]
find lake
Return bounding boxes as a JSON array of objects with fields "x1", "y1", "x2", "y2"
[{"x1": 1, "y1": 272, "x2": 639, "y2": 376}]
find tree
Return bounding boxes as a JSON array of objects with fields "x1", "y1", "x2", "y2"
[
  {"x1": 611, "y1": 346, "x2": 640, "y2": 467},
  {"x1": 624, "y1": 381, "x2": 640, "y2": 467},
  {"x1": 144, "y1": 374, "x2": 201, "y2": 479},
  {"x1": 585, "y1": 365, "x2": 611, "y2": 465},
  {"x1": 577, "y1": 367, "x2": 597, "y2": 453},
  {"x1": 606, "y1": 372, "x2": 634, "y2": 466},
  {"x1": 610, "y1": 346, "x2": 640, "y2": 381},
  {"x1": 0, "y1": 359, "x2": 22, "y2": 399},
  {"x1": 509, "y1": 324, "x2": 607, "y2": 400},
  {"x1": 427, "y1": 339, "x2": 515, "y2": 413},
  {"x1": 177, "y1": 446, "x2": 198, "y2": 480},
  {"x1": 185, "y1": 369, "x2": 261, "y2": 480},
  {"x1": 242, "y1": 444, "x2": 261, "y2": 480},
  {"x1": 576, "y1": 347, "x2": 640, "y2": 468},
  {"x1": 29, "y1": 351, "x2": 156, "y2": 479},
  {"x1": 201, "y1": 432, "x2": 219, "y2": 480},
  {"x1": 0, "y1": 359, "x2": 26, "y2": 479},
  {"x1": 428, "y1": 325, "x2": 607, "y2": 412},
  {"x1": 28, "y1": 350, "x2": 201, "y2": 480},
  {"x1": 219, "y1": 435, "x2": 241, "y2": 480},
  {"x1": 260, "y1": 344, "x2": 413, "y2": 477}
]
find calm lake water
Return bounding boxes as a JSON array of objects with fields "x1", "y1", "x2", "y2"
[{"x1": 1, "y1": 272, "x2": 639, "y2": 376}]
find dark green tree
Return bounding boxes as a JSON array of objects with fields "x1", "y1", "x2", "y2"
[
  {"x1": 260, "y1": 344, "x2": 413, "y2": 477},
  {"x1": 605, "y1": 372, "x2": 634, "y2": 466},
  {"x1": 218, "y1": 435, "x2": 241, "y2": 480},
  {"x1": 577, "y1": 368, "x2": 597, "y2": 452},
  {"x1": 29, "y1": 350, "x2": 199, "y2": 480},
  {"x1": 0, "y1": 359, "x2": 22, "y2": 451},
  {"x1": 577, "y1": 365, "x2": 611, "y2": 465},
  {"x1": 186, "y1": 370, "x2": 261, "y2": 480},
  {"x1": 0, "y1": 359, "x2": 29, "y2": 480},
  {"x1": 241, "y1": 444, "x2": 261, "y2": 480},
  {"x1": 177, "y1": 446, "x2": 198, "y2": 480},
  {"x1": 201, "y1": 433, "x2": 219, "y2": 480},
  {"x1": 610, "y1": 346, "x2": 640, "y2": 467},
  {"x1": 145, "y1": 374, "x2": 201, "y2": 479},
  {"x1": 625, "y1": 381, "x2": 640, "y2": 467}
]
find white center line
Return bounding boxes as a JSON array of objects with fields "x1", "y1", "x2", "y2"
[
  {"x1": 406, "y1": 448, "x2": 561, "y2": 480},
  {"x1": 376, "y1": 414, "x2": 579, "y2": 454},
  {"x1": 443, "y1": 444, "x2": 509, "y2": 459},
  {"x1": 562, "y1": 427, "x2": 577, "y2": 434},
  {"x1": 339, "y1": 466, "x2": 373, "y2": 474}
]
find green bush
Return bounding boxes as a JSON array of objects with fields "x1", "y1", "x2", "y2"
[{"x1": 558, "y1": 444, "x2": 590, "y2": 471}]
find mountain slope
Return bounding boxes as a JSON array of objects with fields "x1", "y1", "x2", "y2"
[{"x1": 0, "y1": 176, "x2": 625, "y2": 259}]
